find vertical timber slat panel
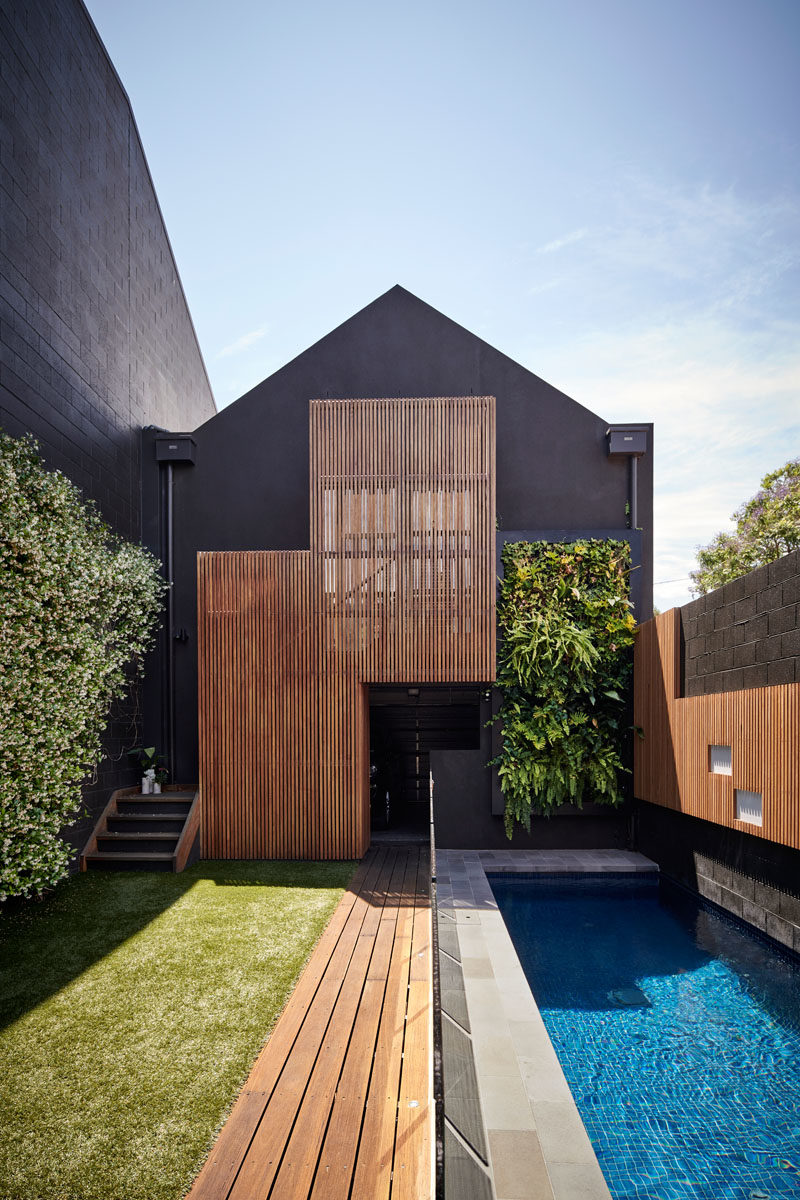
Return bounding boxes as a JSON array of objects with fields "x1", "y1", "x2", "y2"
[
  {"x1": 634, "y1": 609, "x2": 800, "y2": 852},
  {"x1": 309, "y1": 396, "x2": 495, "y2": 685}
]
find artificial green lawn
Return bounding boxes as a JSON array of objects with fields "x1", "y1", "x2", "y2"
[{"x1": 0, "y1": 860, "x2": 355, "y2": 1200}]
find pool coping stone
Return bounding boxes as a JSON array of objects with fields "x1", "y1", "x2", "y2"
[{"x1": 436, "y1": 848, "x2": 659, "y2": 1200}]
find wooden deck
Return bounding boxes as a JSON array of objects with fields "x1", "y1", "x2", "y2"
[{"x1": 187, "y1": 844, "x2": 433, "y2": 1200}]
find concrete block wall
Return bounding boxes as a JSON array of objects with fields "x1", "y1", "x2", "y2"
[
  {"x1": 0, "y1": 0, "x2": 216, "y2": 853},
  {"x1": 693, "y1": 854, "x2": 800, "y2": 956},
  {"x1": 681, "y1": 549, "x2": 800, "y2": 695},
  {"x1": 636, "y1": 803, "x2": 800, "y2": 957}
]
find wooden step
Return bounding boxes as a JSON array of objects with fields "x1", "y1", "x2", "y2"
[
  {"x1": 96, "y1": 833, "x2": 179, "y2": 854},
  {"x1": 120, "y1": 792, "x2": 195, "y2": 802},
  {"x1": 84, "y1": 851, "x2": 175, "y2": 872},
  {"x1": 117, "y1": 798, "x2": 192, "y2": 815},
  {"x1": 116, "y1": 792, "x2": 194, "y2": 805},
  {"x1": 106, "y1": 814, "x2": 185, "y2": 833},
  {"x1": 80, "y1": 785, "x2": 200, "y2": 874},
  {"x1": 85, "y1": 851, "x2": 175, "y2": 860}
]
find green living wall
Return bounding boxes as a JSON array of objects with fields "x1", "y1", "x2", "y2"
[{"x1": 494, "y1": 539, "x2": 636, "y2": 836}]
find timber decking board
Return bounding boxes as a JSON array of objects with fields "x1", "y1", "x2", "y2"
[
  {"x1": 349, "y1": 925, "x2": 414, "y2": 1200},
  {"x1": 634, "y1": 609, "x2": 800, "y2": 848},
  {"x1": 186, "y1": 844, "x2": 433, "y2": 1200}
]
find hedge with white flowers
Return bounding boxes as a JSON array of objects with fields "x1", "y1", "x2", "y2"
[{"x1": 0, "y1": 431, "x2": 166, "y2": 900}]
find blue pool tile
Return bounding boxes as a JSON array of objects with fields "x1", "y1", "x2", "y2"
[{"x1": 488, "y1": 873, "x2": 800, "y2": 1200}]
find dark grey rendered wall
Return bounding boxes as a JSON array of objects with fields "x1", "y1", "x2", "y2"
[
  {"x1": 0, "y1": 0, "x2": 216, "y2": 855},
  {"x1": 169, "y1": 285, "x2": 652, "y2": 849},
  {"x1": 636, "y1": 550, "x2": 800, "y2": 954}
]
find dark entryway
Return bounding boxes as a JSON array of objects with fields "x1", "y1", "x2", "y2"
[{"x1": 368, "y1": 685, "x2": 482, "y2": 833}]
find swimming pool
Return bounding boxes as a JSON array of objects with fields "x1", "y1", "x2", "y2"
[{"x1": 488, "y1": 872, "x2": 800, "y2": 1200}]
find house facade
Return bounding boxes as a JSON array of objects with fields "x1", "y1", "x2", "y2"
[
  {"x1": 2, "y1": 2, "x2": 654, "y2": 861},
  {"x1": 146, "y1": 285, "x2": 653, "y2": 854}
]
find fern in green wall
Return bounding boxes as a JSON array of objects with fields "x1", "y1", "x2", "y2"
[{"x1": 493, "y1": 539, "x2": 636, "y2": 836}]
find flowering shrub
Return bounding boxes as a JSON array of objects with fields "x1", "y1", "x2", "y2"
[
  {"x1": 493, "y1": 540, "x2": 636, "y2": 836},
  {"x1": 690, "y1": 459, "x2": 800, "y2": 594},
  {"x1": 0, "y1": 432, "x2": 166, "y2": 900}
]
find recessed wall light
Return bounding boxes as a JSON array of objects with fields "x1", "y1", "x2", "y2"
[
  {"x1": 735, "y1": 789, "x2": 762, "y2": 826},
  {"x1": 709, "y1": 745, "x2": 732, "y2": 775}
]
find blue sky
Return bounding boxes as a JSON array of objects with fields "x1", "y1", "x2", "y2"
[{"x1": 87, "y1": 0, "x2": 799, "y2": 610}]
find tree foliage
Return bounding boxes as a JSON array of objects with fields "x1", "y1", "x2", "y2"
[
  {"x1": 690, "y1": 459, "x2": 800, "y2": 595},
  {"x1": 493, "y1": 540, "x2": 636, "y2": 837},
  {"x1": 0, "y1": 431, "x2": 166, "y2": 900}
]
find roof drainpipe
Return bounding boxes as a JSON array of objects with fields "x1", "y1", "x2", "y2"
[
  {"x1": 155, "y1": 434, "x2": 197, "y2": 782},
  {"x1": 606, "y1": 426, "x2": 647, "y2": 529},
  {"x1": 165, "y1": 461, "x2": 175, "y2": 776}
]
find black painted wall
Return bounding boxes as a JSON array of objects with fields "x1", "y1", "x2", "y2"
[
  {"x1": 682, "y1": 549, "x2": 800, "y2": 694},
  {"x1": 168, "y1": 286, "x2": 653, "y2": 833},
  {"x1": 1, "y1": 0, "x2": 216, "y2": 853}
]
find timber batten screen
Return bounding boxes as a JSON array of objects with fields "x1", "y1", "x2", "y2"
[
  {"x1": 310, "y1": 396, "x2": 496, "y2": 682},
  {"x1": 198, "y1": 396, "x2": 496, "y2": 859}
]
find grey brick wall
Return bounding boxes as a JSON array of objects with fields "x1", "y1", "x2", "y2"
[
  {"x1": 636, "y1": 804, "x2": 800, "y2": 957},
  {"x1": 681, "y1": 549, "x2": 800, "y2": 695},
  {"x1": 1, "y1": 0, "x2": 216, "y2": 853}
]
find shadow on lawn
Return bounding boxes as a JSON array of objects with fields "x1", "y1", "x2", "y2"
[{"x1": 0, "y1": 859, "x2": 355, "y2": 1031}]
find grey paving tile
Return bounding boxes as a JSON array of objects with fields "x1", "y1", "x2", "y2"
[
  {"x1": 532, "y1": 1102, "x2": 596, "y2": 1165},
  {"x1": 471, "y1": 1029, "x2": 521, "y2": 1078},
  {"x1": 508, "y1": 1018, "x2": 552, "y2": 1057},
  {"x1": 520, "y1": 1058, "x2": 574, "y2": 1104},
  {"x1": 463, "y1": 955, "x2": 496, "y2": 980},
  {"x1": 480, "y1": 1073, "x2": 534, "y2": 1131},
  {"x1": 489, "y1": 1129, "x2": 554, "y2": 1200},
  {"x1": 548, "y1": 1161, "x2": 613, "y2": 1200}
]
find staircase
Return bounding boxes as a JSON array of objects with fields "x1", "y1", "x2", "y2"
[{"x1": 80, "y1": 785, "x2": 200, "y2": 873}]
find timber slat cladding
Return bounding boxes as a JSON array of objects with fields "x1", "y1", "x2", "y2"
[
  {"x1": 309, "y1": 396, "x2": 496, "y2": 683},
  {"x1": 634, "y1": 610, "x2": 800, "y2": 849},
  {"x1": 198, "y1": 552, "x2": 366, "y2": 860},
  {"x1": 198, "y1": 396, "x2": 495, "y2": 861},
  {"x1": 186, "y1": 845, "x2": 433, "y2": 1200}
]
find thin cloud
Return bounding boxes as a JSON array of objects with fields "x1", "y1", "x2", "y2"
[
  {"x1": 526, "y1": 314, "x2": 800, "y2": 613},
  {"x1": 527, "y1": 279, "x2": 562, "y2": 297},
  {"x1": 588, "y1": 174, "x2": 799, "y2": 307},
  {"x1": 536, "y1": 228, "x2": 589, "y2": 255},
  {"x1": 216, "y1": 326, "x2": 268, "y2": 359},
  {"x1": 516, "y1": 171, "x2": 800, "y2": 611}
]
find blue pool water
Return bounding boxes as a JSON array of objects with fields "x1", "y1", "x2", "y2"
[{"x1": 488, "y1": 872, "x2": 800, "y2": 1200}]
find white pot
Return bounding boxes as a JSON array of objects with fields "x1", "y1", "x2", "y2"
[
  {"x1": 153, "y1": 782, "x2": 162, "y2": 794},
  {"x1": 141, "y1": 775, "x2": 152, "y2": 795}
]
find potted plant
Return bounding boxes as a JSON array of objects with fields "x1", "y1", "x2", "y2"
[
  {"x1": 128, "y1": 746, "x2": 163, "y2": 795},
  {"x1": 153, "y1": 765, "x2": 169, "y2": 795}
]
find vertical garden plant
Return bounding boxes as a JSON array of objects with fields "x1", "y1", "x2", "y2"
[
  {"x1": 494, "y1": 539, "x2": 636, "y2": 836},
  {"x1": 0, "y1": 432, "x2": 166, "y2": 900}
]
